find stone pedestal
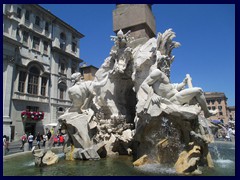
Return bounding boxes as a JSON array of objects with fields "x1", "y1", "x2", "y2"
[{"x1": 113, "y1": 4, "x2": 156, "y2": 40}]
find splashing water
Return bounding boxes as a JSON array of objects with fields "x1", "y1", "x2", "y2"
[
  {"x1": 213, "y1": 145, "x2": 222, "y2": 160},
  {"x1": 24, "y1": 161, "x2": 35, "y2": 167},
  {"x1": 136, "y1": 163, "x2": 176, "y2": 175},
  {"x1": 214, "y1": 159, "x2": 234, "y2": 168}
]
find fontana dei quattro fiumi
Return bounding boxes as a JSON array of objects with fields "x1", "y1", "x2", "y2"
[{"x1": 3, "y1": 4, "x2": 235, "y2": 176}]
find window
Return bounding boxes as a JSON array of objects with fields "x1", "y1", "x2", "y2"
[
  {"x1": 59, "y1": 88, "x2": 64, "y2": 100},
  {"x1": 60, "y1": 32, "x2": 66, "y2": 50},
  {"x1": 16, "y1": 28, "x2": 20, "y2": 37},
  {"x1": 45, "y1": 22, "x2": 49, "y2": 32},
  {"x1": 43, "y1": 41, "x2": 48, "y2": 54},
  {"x1": 60, "y1": 62, "x2": 65, "y2": 74},
  {"x1": 35, "y1": 16, "x2": 40, "y2": 26},
  {"x1": 18, "y1": 71, "x2": 26, "y2": 92},
  {"x1": 218, "y1": 106, "x2": 222, "y2": 111},
  {"x1": 207, "y1": 100, "x2": 210, "y2": 105},
  {"x1": 26, "y1": 106, "x2": 39, "y2": 112},
  {"x1": 217, "y1": 99, "x2": 221, "y2": 104},
  {"x1": 72, "y1": 42, "x2": 76, "y2": 52},
  {"x1": 25, "y1": 10, "x2": 30, "y2": 21},
  {"x1": 41, "y1": 77, "x2": 47, "y2": 96},
  {"x1": 23, "y1": 31, "x2": 28, "y2": 45},
  {"x1": 58, "y1": 81, "x2": 66, "y2": 100},
  {"x1": 28, "y1": 66, "x2": 39, "y2": 95},
  {"x1": 60, "y1": 32, "x2": 66, "y2": 40},
  {"x1": 208, "y1": 107, "x2": 211, "y2": 110},
  {"x1": 212, "y1": 106, "x2": 216, "y2": 110},
  {"x1": 210, "y1": 100, "x2": 215, "y2": 104},
  {"x1": 219, "y1": 112, "x2": 223, "y2": 116},
  {"x1": 17, "y1": 8, "x2": 21, "y2": 18},
  {"x1": 58, "y1": 107, "x2": 64, "y2": 112},
  {"x1": 33, "y1": 36, "x2": 40, "y2": 50}
]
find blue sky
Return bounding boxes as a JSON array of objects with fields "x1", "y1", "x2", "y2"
[{"x1": 40, "y1": 4, "x2": 235, "y2": 106}]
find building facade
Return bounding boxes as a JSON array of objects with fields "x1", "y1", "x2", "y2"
[
  {"x1": 227, "y1": 106, "x2": 235, "y2": 127},
  {"x1": 79, "y1": 64, "x2": 98, "y2": 81},
  {"x1": 204, "y1": 92, "x2": 229, "y2": 124},
  {"x1": 3, "y1": 4, "x2": 84, "y2": 141}
]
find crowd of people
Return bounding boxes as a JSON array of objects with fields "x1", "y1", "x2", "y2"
[
  {"x1": 214, "y1": 124, "x2": 235, "y2": 142},
  {"x1": 5, "y1": 127, "x2": 66, "y2": 153}
]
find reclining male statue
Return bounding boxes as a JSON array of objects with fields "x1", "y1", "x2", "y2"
[{"x1": 136, "y1": 55, "x2": 218, "y2": 118}]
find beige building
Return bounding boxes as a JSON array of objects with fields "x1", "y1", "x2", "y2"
[
  {"x1": 3, "y1": 4, "x2": 84, "y2": 141},
  {"x1": 227, "y1": 106, "x2": 235, "y2": 126},
  {"x1": 204, "y1": 92, "x2": 229, "y2": 124},
  {"x1": 79, "y1": 64, "x2": 98, "y2": 81}
]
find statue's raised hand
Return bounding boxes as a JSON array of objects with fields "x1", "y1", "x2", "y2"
[{"x1": 151, "y1": 93, "x2": 163, "y2": 104}]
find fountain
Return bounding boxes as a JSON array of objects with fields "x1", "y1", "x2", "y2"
[{"x1": 3, "y1": 29, "x2": 235, "y2": 176}]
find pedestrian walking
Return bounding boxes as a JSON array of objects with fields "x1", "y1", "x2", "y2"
[
  {"x1": 42, "y1": 134, "x2": 47, "y2": 147},
  {"x1": 3, "y1": 135, "x2": 9, "y2": 155},
  {"x1": 46, "y1": 129, "x2": 52, "y2": 139},
  {"x1": 36, "y1": 132, "x2": 41, "y2": 149},
  {"x1": 20, "y1": 133, "x2": 27, "y2": 150},
  {"x1": 28, "y1": 133, "x2": 34, "y2": 151}
]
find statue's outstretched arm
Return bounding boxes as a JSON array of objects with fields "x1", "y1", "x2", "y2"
[{"x1": 176, "y1": 76, "x2": 188, "y2": 91}]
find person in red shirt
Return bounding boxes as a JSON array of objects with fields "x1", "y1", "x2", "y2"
[
  {"x1": 20, "y1": 133, "x2": 27, "y2": 150},
  {"x1": 53, "y1": 136, "x2": 59, "y2": 147},
  {"x1": 59, "y1": 135, "x2": 64, "y2": 146}
]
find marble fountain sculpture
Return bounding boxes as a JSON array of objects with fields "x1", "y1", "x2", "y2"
[{"x1": 35, "y1": 29, "x2": 218, "y2": 175}]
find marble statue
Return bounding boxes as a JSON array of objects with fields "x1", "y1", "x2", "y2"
[
  {"x1": 110, "y1": 29, "x2": 134, "y2": 74},
  {"x1": 136, "y1": 67, "x2": 218, "y2": 118},
  {"x1": 48, "y1": 29, "x2": 217, "y2": 174},
  {"x1": 67, "y1": 72, "x2": 109, "y2": 113}
]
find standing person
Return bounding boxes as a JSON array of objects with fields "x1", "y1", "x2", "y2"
[
  {"x1": 3, "y1": 135, "x2": 9, "y2": 155},
  {"x1": 46, "y1": 129, "x2": 52, "y2": 140},
  {"x1": 36, "y1": 132, "x2": 41, "y2": 149},
  {"x1": 20, "y1": 133, "x2": 27, "y2": 150},
  {"x1": 28, "y1": 133, "x2": 34, "y2": 151},
  {"x1": 50, "y1": 127, "x2": 54, "y2": 136},
  {"x1": 42, "y1": 134, "x2": 47, "y2": 147},
  {"x1": 59, "y1": 134, "x2": 64, "y2": 146}
]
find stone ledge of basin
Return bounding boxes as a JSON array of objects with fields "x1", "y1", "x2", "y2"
[{"x1": 3, "y1": 146, "x2": 63, "y2": 160}]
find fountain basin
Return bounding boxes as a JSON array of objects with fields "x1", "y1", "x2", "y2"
[{"x1": 3, "y1": 141, "x2": 235, "y2": 176}]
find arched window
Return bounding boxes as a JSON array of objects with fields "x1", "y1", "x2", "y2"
[
  {"x1": 58, "y1": 107, "x2": 64, "y2": 112},
  {"x1": 28, "y1": 66, "x2": 40, "y2": 95},
  {"x1": 58, "y1": 82, "x2": 66, "y2": 100}
]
